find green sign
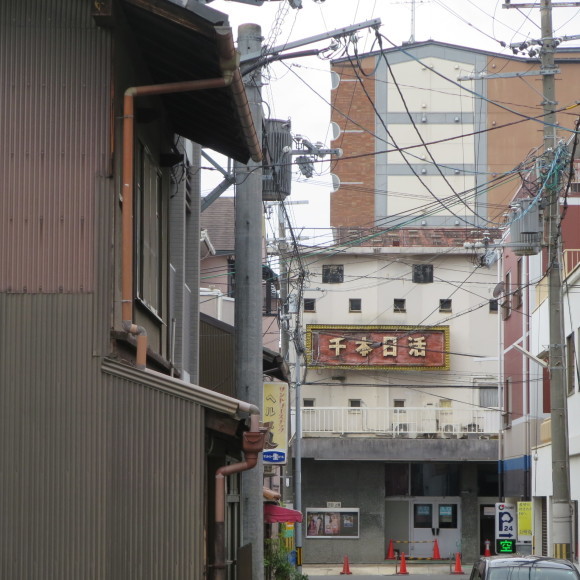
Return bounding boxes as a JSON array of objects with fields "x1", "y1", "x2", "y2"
[{"x1": 496, "y1": 539, "x2": 516, "y2": 554}]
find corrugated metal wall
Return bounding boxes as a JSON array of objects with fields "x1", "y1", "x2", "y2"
[
  {"x1": 0, "y1": 2, "x2": 210, "y2": 578},
  {"x1": 199, "y1": 316, "x2": 236, "y2": 399},
  {"x1": 0, "y1": 294, "x2": 108, "y2": 578},
  {"x1": 0, "y1": 0, "x2": 110, "y2": 293},
  {"x1": 105, "y1": 372, "x2": 206, "y2": 579},
  {"x1": 0, "y1": 294, "x2": 208, "y2": 579}
]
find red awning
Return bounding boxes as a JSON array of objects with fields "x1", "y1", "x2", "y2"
[{"x1": 264, "y1": 504, "x2": 303, "y2": 524}]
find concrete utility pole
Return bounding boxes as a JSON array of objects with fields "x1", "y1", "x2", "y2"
[
  {"x1": 232, "y1": 19, "x2": 382, "y2": 577},
  {"x1": 539, "y1": 0, "x2": 573, "y2": 560},
  {"x1": 235, "y1": 23, "x2": 265, "y2": 580},
  {"x1": 293, "y1": 333, "x2": 304, "y2": 572},
  {"x1": 505, "y1": 0, "x2": 577, "y2": 560}
]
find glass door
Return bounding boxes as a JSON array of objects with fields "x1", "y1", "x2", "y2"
[{"x1": 411, "y1": 499, "x2": 460, "y2": 558}]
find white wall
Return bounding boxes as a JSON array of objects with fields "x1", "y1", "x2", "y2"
[{"x1": 298, "y1": 246, "x2": 499, "y2": 410}]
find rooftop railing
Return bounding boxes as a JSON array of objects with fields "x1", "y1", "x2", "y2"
[{"x1": 300, "y1": 406, "x2": 500, "y2": 438}]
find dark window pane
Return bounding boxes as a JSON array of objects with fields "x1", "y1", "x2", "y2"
[
  {"x1": 489, "y1": 299, "x2": 499, "y2": 313},
  {"x1": 394, "y1": 299, "x2": 406, "y2": 313},
  {"x1": 413, "y1": 504, "x2": 432, "y2": 528},
  {"x1": 385, "y1": 463, "x2": 409, "y2": 496},
  {"x1": 349, "y1": 298, "x2": 361, "y2": 312},
  {"x1": 411, "y1": 463, "x2": 459, "y2": 496},
  {"x1": 304, "y1": 298, "x2": 316, "y2": 312},
  {"x1": 413, "y1": 264, "x2": 433, "y2": 283},
  {"x1": 438, "y1": 504, "x2": 458, "y2": 529},
  {"x1": 439, "y1": 299, "x2": 452, "y2": 312},
  {"x1": 477, "y1": 464, "x2": 499, "y2": 496},
  {"x1": 322, "y1": 265, "x2": 344, "y2": 283}
]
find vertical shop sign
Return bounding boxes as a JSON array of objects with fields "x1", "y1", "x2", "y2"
[{"x1": 262, "y1": 382, "x2": 288, "y2": 464}]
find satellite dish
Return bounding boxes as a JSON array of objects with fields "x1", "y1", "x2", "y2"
[
  {"x1": 331, "y1": 71, "x2": 340, "y2": 90},
  {"x1": 331, "y1": 174, "x2": 341, "y2": 193},
  {"x1": 331, "y1": 121, "x2": 341, "y2": 141},
  {"x1": 492, "y1": 281, "x2": 505, "y2": 298}
]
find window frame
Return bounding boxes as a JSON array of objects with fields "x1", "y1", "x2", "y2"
[
  {"x1": 135, "y1": 141, "x2": 164, "y2": 319},
  {"x1": 502, "y1": 271, "x2": 512, "y2": 320},
  {"x1": 393, "y1": 298, "x2": 406, "y2": 313},
  {"x1": 567, "y1": 332, "x2": 576, "y2": 395},
  {"x1": 304, "y1": 298, "x2": 316, "y2": 313},
  {"x1": 349, "y1": 298, "x2": 362, "y2": 312},
  {"x1": 439, "y1": 299, "x2": 452, "y2": 313}
]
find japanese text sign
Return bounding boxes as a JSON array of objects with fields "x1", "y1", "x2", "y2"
[
  {"x1": 517, "y1": 501, "x2": 532, "y2": 543},
  {"x1": 305, "y1": 325, "x2": 449, "y2": 370},
  {"x1": 262, "y1": 383, "x2": 288, "y2": 464}
]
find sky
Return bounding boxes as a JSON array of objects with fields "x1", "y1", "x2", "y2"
[{"x1": 202, "y1": 0, "x2": 580, "y2": 243}]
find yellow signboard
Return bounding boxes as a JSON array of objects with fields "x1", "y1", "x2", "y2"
[
  {"x1": 517, "y1": 501, "x2": 532, "y2": 542},
  {"x1": 262, "y1": 383, "x2": 288, "y2": 464}
]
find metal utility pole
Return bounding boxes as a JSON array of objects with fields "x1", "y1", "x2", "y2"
[
  {"x1": 235, "y1": 23, "x2": 265, "y2": 580},
  {"x1": 505, "y1": 0, "x2": 577, "y2": 560}
]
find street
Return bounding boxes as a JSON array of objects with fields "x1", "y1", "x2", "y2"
[
  {"x1": 302, "y1": 561, "x2": 471, "y2": 579},
  {"x1": 306, "y1": 573, "x2": 468, "y2": 580}
]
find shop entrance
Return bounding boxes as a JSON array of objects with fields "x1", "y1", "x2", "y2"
[
  {"x1": 480, "y1": 505, "x2": 495, "y2": 555},
  {"x1": 411, "y1": 498, "x2": 461, "y2": 558}
]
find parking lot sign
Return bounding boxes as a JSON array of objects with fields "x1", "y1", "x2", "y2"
[{"x1": 495, "y1": 503, "x2": 517, "y2": 553}]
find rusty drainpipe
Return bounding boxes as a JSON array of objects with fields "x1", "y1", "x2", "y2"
[
  {"x1": 213, "y1": 405, "x2": 266, "y2": 580},
  {"x1": 121, "y1": 29, "x2": 261, "y2": 369}
]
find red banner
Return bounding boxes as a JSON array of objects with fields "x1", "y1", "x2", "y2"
[{"x1": 306, "y1": 325, "x2": 449, "y2": 370}]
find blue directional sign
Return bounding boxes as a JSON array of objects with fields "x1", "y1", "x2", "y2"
[{"x1": 263, "y1": 451, "x2": 286, "y2": 463}]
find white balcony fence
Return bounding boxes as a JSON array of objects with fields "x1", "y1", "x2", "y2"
[{"x1": 298, "y1": 407, "x2": 500, "y2": 438}]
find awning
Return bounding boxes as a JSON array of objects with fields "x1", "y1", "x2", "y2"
[{"x1": 264, "y1": 504, "x2": 303, "y2": 524}]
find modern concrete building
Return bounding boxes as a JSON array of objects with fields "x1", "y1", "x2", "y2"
[
  {"x1": 296, "y1": 239, "x2": 500, "y2": 565},
  {"x1": 291, "y1": 40, "x2": 580, "y2": 565}
]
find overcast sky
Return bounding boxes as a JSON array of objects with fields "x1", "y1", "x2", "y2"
[{"x1": 204, "y1": 0, "x2": 580, "y2": 241}]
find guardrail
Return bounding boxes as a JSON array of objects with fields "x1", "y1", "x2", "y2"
[{"x1": 300, "y1": 406, "x2": 500, "y2": 438}]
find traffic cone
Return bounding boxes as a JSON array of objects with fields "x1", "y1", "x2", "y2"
[
  {"x1": 484, "y1": 539, "x2": 491, "y2": 557},
  {"x1": 433, "y1": 539, "x2": 441, "y2": 560},
  {"x1": 386, "y1": 539, "x2": 396, "y2": 560},
  {"x1": 397, "y1": 552, "x2": 409, "y2": 575},
  {"x1": 340, "y1": 555, "x2": 352, "y2": 575},
  {"x1": 451, "y1": 552, "x2": 465, "y2": 575}
]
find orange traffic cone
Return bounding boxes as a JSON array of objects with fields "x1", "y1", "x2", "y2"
[
  {"x1": 386, "y1": 539, "x2": 396, "y2": 560},
  {"x1": 484, "y1": 539, "x2": 491, "y2": 557},
  {"x1": 340, "y1": 555, "x2": 352, "y2": 575},
  {"x1": 433, "y1": 539, "x2": 441, "y2": 560},
  {"x1": 451, "y1": 552, "x2": 465, "y2": 575},
  {"x1": 397, "y1": 552, "x2": 409, "y2": 575}
]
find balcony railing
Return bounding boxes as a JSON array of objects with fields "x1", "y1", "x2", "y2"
[
  {"x1": 300, "y1": 407, "x2": 500, "y2": 438},
  {"x1": 563, "y1": 249, "x2": 580, "y2": 279}
]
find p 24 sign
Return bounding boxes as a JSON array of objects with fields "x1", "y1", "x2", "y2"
[{"x1": 495, "y1": 503, "x2": 516, "y2": 541}]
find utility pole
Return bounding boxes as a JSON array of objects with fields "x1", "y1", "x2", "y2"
[
  {"x1": 504, "y1": 0, "x2": 578, "y2": 560},
  {"x1": 540, "y1": 0, "x2": 573, "y2": 560},
  {"x1": 293, "y1": 298, "x2": 305, "y2": 573},
  {"x1": 232, "y1": 19, "x2": 382, "y2": 577},
  {"x1": 235, "y1": 23, "x2": 265, "y2": 580}
]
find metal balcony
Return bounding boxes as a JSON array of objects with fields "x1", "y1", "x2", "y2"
[{"x1": 299, "y1": 407, "x2": 500, "y2": 439}]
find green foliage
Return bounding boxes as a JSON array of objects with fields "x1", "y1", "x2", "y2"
[{"x1": 264, "y1": 538, "x2": 308, "y2": 580}]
